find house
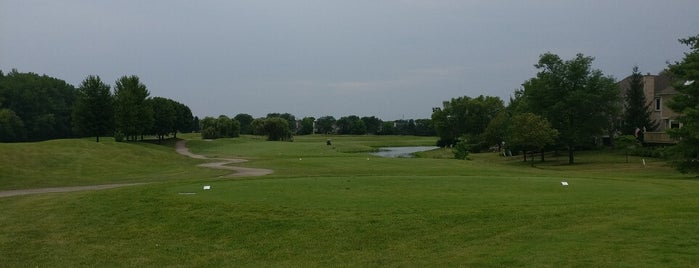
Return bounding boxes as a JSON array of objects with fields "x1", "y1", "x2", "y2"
[{"x1": 617, "y1": 72, "x2": 680, "y2": 144}]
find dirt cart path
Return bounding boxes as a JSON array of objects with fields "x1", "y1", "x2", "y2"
[{"x1": 175, "y1": 140, "x2": 273, "y2": 177}]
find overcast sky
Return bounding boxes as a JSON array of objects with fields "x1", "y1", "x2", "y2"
[{"x1": 1, "y1": 1, "x2": 697, "y2": 120}]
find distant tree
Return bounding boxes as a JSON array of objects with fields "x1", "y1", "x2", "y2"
[
  {"x1": 267, "y1": 113, "x2": 297, "y2": 134},
  {"x1": 234, "y1": 113, "x2": 254, "y2": 134},
  {"x1": 172, "y1": 101, "x2": 194, "y2": 136},
  {"x1": 200, "y1": 116, "x2": 219, "y2": 139},
  {"x1": 216, "y1": 115, "x2": 240, "y2": 138},
  {"x1": 0, "y1": 69, "x2": 76, "y2": 141},
  {"x1": 337, "y1": 115, "x2": 366, "y2": 135},
  {"x1": 72, "y1": 75, "x2": 113, "y2": 142},
  {"x1": 0, "y1": 108, "x2": 26, "y2": 142},
  {"x1": 114, "y1": 75, "x2": 152, "y2": 141},
  {"x1": 315, "y1": 116, "x2": 336, "y2": 134},
  {"x1": 413, "y1": 119, "x2": 435, "y2": 136},
  {"x1": 262, "y1": 117, "x2": 292, "y2": 141},
  {"x1": 149, "y1": 97, "x2": 176, "y2": 141},
  {"x1": 298, "y1": 116, "x2": 315, "y2": 135},
  {"x1": 508, "y1": 113, "x2": 558, "y2": 164},
  {"x1": 361, "y1": 116, "x2": 382, "y2": 134},
  {"x1": 667, "y1": 34, "x2": 699, "y2": 173},
  {"x1": 622, "y1": 66, "x2": 658, "y2": 137},
  {"x1": 432, "y1": 95, "x2": 504, "y2": 147},
  {"x1": 251, "y1": 118, "x2": 266, "y2": 135},
  {"x1": 192, "y1": 116, "x2": 200, "y2": 133},
  {"x1": 394, "y1": 119, "x2": 416, "y2": 135},
  {"x1": 483, "y1": 111, "x2": 511, "y2": 151},
  {"x1": 377, "y1": 121, "x2": 396, "y2": 135},
  {"x1": 520, "y1": 53, "x2": 619, "y2": 164}
]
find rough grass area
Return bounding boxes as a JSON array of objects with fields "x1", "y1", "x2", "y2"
[{"x1": 1, "y1": 135, "x2": 698, "y2": 267}]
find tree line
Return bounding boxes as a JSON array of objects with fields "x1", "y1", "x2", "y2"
[
  {"x1": 0, "y1": 70, "x2": 194, "y2": 142},
  {"x1": 198, "y1": 113, "x2": 435, "y2": 141}
]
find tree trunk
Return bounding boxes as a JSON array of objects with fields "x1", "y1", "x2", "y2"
[
  {"x1": 568, "y1": 146, "x2": 574, "y2": 164},
  {"x1": 96, "y1": 135, "x2": 100, "y2": 142},
  {"x1": 541, "y1": 150, "x2": 545, "y2": 162},
  {"x1": 523, "y1": 150, "x2": 527, "y2": 162}
]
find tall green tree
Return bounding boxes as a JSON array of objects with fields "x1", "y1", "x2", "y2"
[
  {"x1": 149, "y1": 97, "x2": 176, "y2": 141},
  {"x1": 216, "y1": 115, "x2": 240, "y2": 138},
  {"x1": 667, "y1": 34, "x2": 699, "y2": 173},
  {"x1": 298, "y1": 117, "x2": 316, "y2": 135},
  {"x1": 72, "y1": 75, "x2": 113, "y2": 142},
  {"x1": 508, "y1": 113, "x2": 558, "y2": 164},
  {"x1": 432, "y1": 95, "x2": 504, "y2": 147},
  {"x1": 622, "y1": 66, "x2": 658, "y2": 136},
  {"x1": 315, "y1": 116, "x2": 336, "y2": 134},
  {"x1": 114, "y1": 75, "x2": 152, "y2": 141},
  {"x1": 234, "y1": 113, "x2": 254, "y2": 134},
  {"x1": 267, "y1": 113, "x2": 297, "y2": 134},
  {"x1": 262, "y1": 117, "x2": 292, "y2": 141},
  {"x1": 361, "y1": 116, "x2": 382, "y2": 135},
  {"x1": 172, "y1": 101, "x2": 194, "y2": 136},
  {"x1": 521, "y1": 53, "x2": 619, "y2": 164}
]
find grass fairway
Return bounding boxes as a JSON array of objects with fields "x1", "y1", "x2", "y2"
[{"x1": 1, "y1": 135, "x2": 698, "y2": 267}]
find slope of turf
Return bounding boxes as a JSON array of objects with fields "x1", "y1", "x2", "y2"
[
  {"x1": 0, "y1": 138, "x2": 224, "y2": 190},
  {"x1": 1, "y1": 135, "x2": 698, "y2": 267}
]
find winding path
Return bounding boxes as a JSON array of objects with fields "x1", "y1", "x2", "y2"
[
  {"x1": 175, "y1": 140, "x2": 273, "y2": 177},
  {"x1": 0, "y1": 140, "x2": 272, "y2": 198}
]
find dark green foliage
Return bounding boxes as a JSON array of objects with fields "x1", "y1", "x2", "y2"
[
  {"x1": 199, "y1": 115, "x2": 240, "y2": 139},
  {"x1": 267, "y1": 113, "x2": 296, "y2": 134},
  {"x1": 667, "y1": 34, "x2": 699, "y2": 173},
  {"x1": 337, "y1": 115, "x2": 366, "y2": 135},
  {"x1": 216, "y1": 115, "x2": 240, "y2": 138},
  {"x1": 521, "y1": 53, "x2": 620, "y2": 164},
  {"x1": 172, "y1": 101, "x2": 194, "y2": 136},
  {"x1": 261, "y1": 117, "x2": 292, "y2": 141},
  {"x1": 452, "y1": 137, "x2": 470, "y2": 160},
  {"x1": 192, "y1": 116, "x2": 200, "y2": 133},
  {"x1": 315, "y1": 116, "x2": 336, "y2": 134},
  {"x1": 361, "y1": 116, "x2": 382, "y2": 134},
  {"x1": 149, "y1": 97, "x2": 176, "y2": 141},
  {"x1": 72, "y1": 75, "x2": 113, "y2": 142},
  {"x1": 298, "y1": 117, "x2": 315, "y2": 135},
  {"x1": 0, "y1": 69, "x2": 76, "y2": 141},
  {"x1": 508, "y1": 113, "x2": 558, "y2": 163},
  {"x1": 622, "y1": 66, "x2": 658, "y2": 135},
  {"x1": 377, "y1": 121, "x2": 396, "y2": 135},
  {"x1": 114, "y1": 75, "x2": 152, "y2": 141},
  {"x1": 0, "y1": 108, "x2": 26, "y2": 142},
  {"x1": 234, "y1": 113, "x2": 254, "y2": 134},
  {"x1": 432, "y1": 95, "x2": 504, "y2": 146},
  {"x1": 413, "y1": 119, "x2": 435, "y2": 136}
]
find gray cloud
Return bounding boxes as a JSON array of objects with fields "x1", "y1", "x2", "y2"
[{"x1": 1, "y1": 0, "x2": 697, "y2": 120}]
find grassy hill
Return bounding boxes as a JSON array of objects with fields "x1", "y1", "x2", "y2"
[
  {"x1": 0, "y1": 137, "x2": 224, "y2": 189},
  {"x1": 1, "y1": 135, "x2": 698, "y2": 267}
]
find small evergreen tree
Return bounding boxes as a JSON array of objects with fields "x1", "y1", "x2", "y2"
[{"x1": 622, "y1": 66, "x2": 658, "y2": 137}]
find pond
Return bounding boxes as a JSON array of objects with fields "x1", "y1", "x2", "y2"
[{"x1": 370, "y1": 146, "x2": 439, "y2": 158}]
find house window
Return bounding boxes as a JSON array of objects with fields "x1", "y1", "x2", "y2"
[
  {"x1": 655, "y1": 97, "x2": 661, "y2": 111},
  {"x1": 671, "y1": 120, "x2": 680, "y2": 129}
]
